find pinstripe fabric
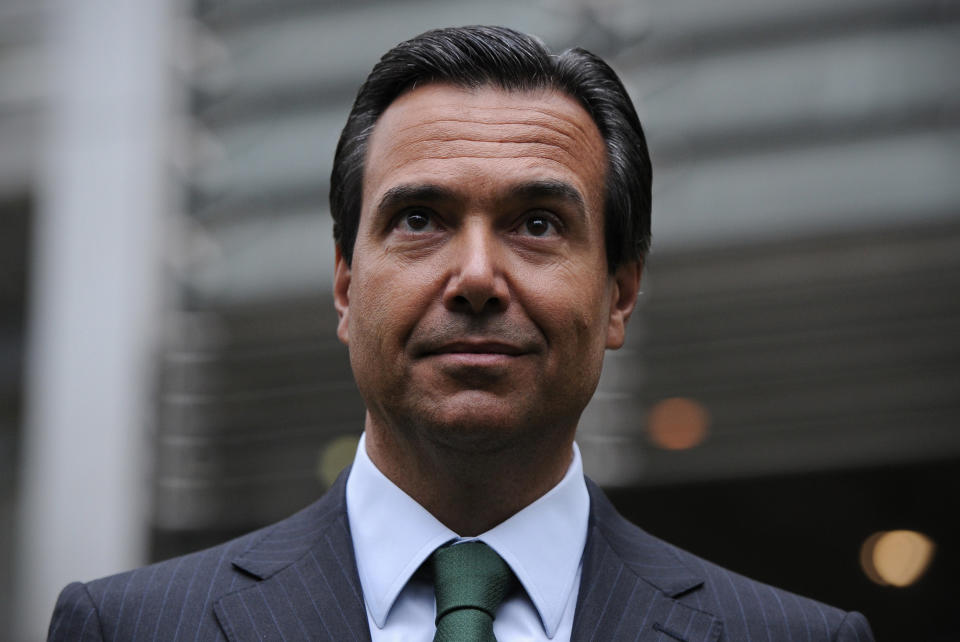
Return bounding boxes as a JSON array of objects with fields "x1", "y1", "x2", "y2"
[
  {"x1": 571, "y1": 480, "x2": 874, "y2": 642},
  {"x1": 48, "y1": 471, "x2": 369, "y2": 642},
  {"x1": 48, "y1": 472, "x2": 874, "y2": 641}
]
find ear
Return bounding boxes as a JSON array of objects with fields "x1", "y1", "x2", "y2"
[
  {"x1": 606, "y1": 259, "x2": 642, "y2": 350},
  {"x1": 333, "y1": 245, "x2": 351, "y2": 345}
]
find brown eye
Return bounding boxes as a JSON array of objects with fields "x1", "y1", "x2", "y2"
[
  {"x1": 523, "y1": 215, "x2": 555, "y2": 237},
  {"x1": 406, "y1": 212, "x2": 430, "y2": 229},
  {"x1": 397, "y1": 209, "x2": 437, "y2": 232}
]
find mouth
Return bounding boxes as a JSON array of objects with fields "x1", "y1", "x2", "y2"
[
  {"x1": 417, "y1": 340, "x2": 532, "y2": 371},
  {"x1": 430, "y1": 340, "x2": 526, "y2": 357}
]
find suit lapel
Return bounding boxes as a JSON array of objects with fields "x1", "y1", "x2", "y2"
[
  {"x1": 214, "y1": 471, "x2": 372, "y2": 642},
  {"x1": 210, "y1": 472, "x2": 722, "y2": 641},
  {"x1": 571, "y1": 481, "x2": 722, "y2": 642}
]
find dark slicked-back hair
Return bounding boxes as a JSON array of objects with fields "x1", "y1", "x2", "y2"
[{"x1": 330, "y1": 25, "x2": 651, "y2": 271}]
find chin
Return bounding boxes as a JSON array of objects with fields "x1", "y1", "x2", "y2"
[
  {"x1": 415, "y1": 400, "x2": 535, "y2": 453},
  {"x1": 435, "y1": 407, "x2": 580, "y2": 459}
]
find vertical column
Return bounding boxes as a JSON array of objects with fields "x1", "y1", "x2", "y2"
[{"x1": 14, "y1": 1, "x2": 181, "y2": 638}]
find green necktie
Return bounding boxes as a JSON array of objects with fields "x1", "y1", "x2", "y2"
[{"x1": 431, "y1": 541, "x2": 516, "y2": 642}]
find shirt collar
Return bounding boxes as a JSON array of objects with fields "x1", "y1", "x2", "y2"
[{"x1": 345, "y1": 433, "x2": 590, "y2": 638}]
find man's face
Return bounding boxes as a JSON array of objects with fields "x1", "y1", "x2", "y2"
[{"x1": 334, "y1": 84, "x2": 639, "y2": 453}]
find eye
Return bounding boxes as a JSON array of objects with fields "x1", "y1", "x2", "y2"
[
  {"x1": 395, "y1": 208, "x2": 438, "y2": 233},
  {"x1": 519, "y1": 213, "x2": 559, "y2": 237}
]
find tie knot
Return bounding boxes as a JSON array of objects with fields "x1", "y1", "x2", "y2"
[{"x1": 431, "y1": 541, "x2": 515, "y2": 623}]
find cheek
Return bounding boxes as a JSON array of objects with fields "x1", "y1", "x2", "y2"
[
  {"x1": 526, "y1": 264, "x2": 611, "y2": 336},
  {"x1": 350, "y1": 262, "x2": 437, "y2": 351}
]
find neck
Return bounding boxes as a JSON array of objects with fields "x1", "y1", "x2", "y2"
[{"x1": 363, "y1": 413, "x2": 575, "y2": 536}]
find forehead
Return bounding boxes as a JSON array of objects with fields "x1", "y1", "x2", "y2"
[{"x1": 362, "y1": 84, "x2": 607, "y2": 210}]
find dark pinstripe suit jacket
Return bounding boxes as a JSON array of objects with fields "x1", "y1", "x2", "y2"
[{"x1": 49, "y1": 473, "x2": 874, "y2": 641}]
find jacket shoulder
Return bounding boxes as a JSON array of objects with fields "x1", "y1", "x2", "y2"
[
  {"x1": 49, "y1": 527, "x2": 261, "y2": 642},
  {"x1": 585, "y1": 479, "x2": 875, "y2": 641},
  {"x1": 666, "y1": 540, "x2": 874, "y2": 641},
  {"x1": 49, "y1": 480, "x2": 348, "y2": 642},
  {"x1": 49, "y1": 582, "x2": 104, "y2": 641}
]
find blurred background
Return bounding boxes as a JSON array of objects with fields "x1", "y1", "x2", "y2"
[{"x1": 2, "y1": 0, "x2": 958, "y2": 639}]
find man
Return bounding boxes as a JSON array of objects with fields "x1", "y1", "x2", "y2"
[{"x1": 49, "y1": 26, "x2": 874, "y2": 641}]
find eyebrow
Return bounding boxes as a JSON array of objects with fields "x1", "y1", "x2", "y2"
[
  {"x1": 376, "y1": 179, "x2": 587, "y2": 219},
  {"x1": 506, "y1": 179, "x2": 587, "y2": 217},
  {"x1": 375, "y1": 184, "x2": 458, "y2": 219}
]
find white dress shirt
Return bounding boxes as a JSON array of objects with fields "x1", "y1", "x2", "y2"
[{"x1": 345, "y1": 433, "x2": 590, "y2": 642}]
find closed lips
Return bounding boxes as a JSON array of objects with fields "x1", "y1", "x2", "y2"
[{"x1": 432, "y1": 341, "x2": 525, "y2": 355}]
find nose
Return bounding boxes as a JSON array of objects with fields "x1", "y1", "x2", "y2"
[{"x1": 442, "y1": 221, "x2": 510, "y2": 315}]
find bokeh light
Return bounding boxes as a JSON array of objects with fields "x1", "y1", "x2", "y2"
[
  {"x1": 645, "y1": 397, "x2": 711, "y2": 450},
  {"x1": 860, "y1": 530, "x2": 935, "y2": 587},
  {"x1": 316, "y1": 434, "x2": 361, "y2": 487}
]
